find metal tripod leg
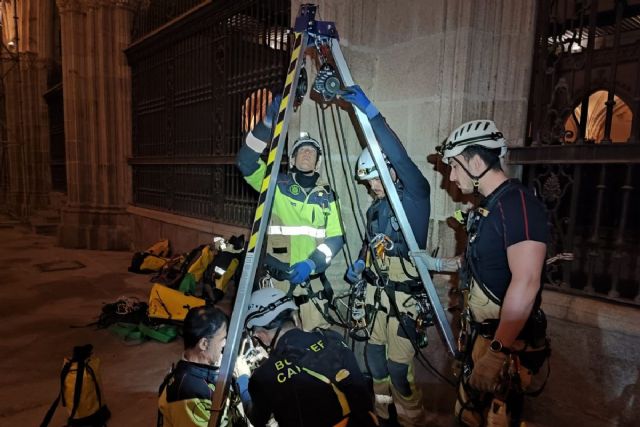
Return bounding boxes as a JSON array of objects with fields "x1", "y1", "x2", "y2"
[
  {"x1": 330, "y1": 41, "x2": 458, "y2": 357},
  {"x1": 208, "y1": 31, "x2": 309, "y2": 427}
]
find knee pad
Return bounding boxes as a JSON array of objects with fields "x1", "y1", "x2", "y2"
[
  {"x1": 365, "y1": 343, "x2": 388, "y2": 380},
  {"x1": 388, "y1": 360, "x2": 411, "y2": 397}
]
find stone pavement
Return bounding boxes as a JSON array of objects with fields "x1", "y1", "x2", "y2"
[{"x1": 0, "y1": 223, "x2": 638, "y2": 426}]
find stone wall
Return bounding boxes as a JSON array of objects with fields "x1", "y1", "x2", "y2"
[
  {"x1": 56, "y1": 0, "x2": 137, "y2": 250},
  {"x1": 0, "y1": 0, "x2": 53, "y2": 219},
  {"x1": 129, "y1": 206, "x2": 250, "y2": 255},
  {"x1": 291, "y1": 0, "x2": 536, "y2": 286}
]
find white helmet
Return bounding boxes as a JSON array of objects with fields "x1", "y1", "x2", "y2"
[
  {"x1": 245, "y1": 288, "x2": 298, "y2": 329},
  {"x1": 439, "y1": 120, "x2": 507, "y2": 164},
  {"x1": 289, "y1": 132, "x2": 322, "y2": 172},
  {"x1": 356, "y1": 148, "x2": 390, "y2": 181},
  {"x1": 356, "y1": 148, "x2": 377, "y2": 180}
]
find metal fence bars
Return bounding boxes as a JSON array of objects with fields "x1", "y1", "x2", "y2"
[
  {"x1": 513, "y1": 0, "x2": 640, "y2": 304},
  {"x1": 127, "y1": 0, "x2": 291, "y2": 227}
]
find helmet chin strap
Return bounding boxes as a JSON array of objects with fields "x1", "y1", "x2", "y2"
[
  {"x1": 267, "y1": 325, "x2": 286, "y2": 352},
  {"x1": 253, "y1": 323, "x2": 286, "y2": 353},
  {"x1": 452, "y1": 157, "x2": 498, "y2": 195}
]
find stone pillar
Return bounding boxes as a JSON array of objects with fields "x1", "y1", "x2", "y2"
[
  {"x1": 293, "y1": 0, "x2": 536, "y2": 261},
  {"x1": 2, "y1": 53, "x2": 52, "y2": 219},
  {"x1": 57, "y1": 0, "x2": 136, "y2": 249}
]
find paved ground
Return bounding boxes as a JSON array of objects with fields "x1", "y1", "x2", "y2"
[{"x1": 0, "y1": 223, "x2": 638, "y2": 426}]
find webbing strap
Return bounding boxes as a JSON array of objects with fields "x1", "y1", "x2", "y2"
[
  {"x1": 39, "y1": 361, "x2": 73, "y2": 427},
  {"x1": 465, "y1": 180, "x2": 517, "y2": 306},
  {"x1": 333, "y1": 417, "x2": 350, "y2": 427},
  {"x1": 85, "y1": 364, "x2": 102, "y2": 408},
  {"x1": 69, "y1": 359, "x2": 85, "y2": 421},
  {"x1": 154, "y1": 289, "x2": 173, "y2": 320},
  {"x1": 301, "y1": 367, "x2": 350, "y2": 417}
]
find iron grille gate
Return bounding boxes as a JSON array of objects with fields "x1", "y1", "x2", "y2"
[
  {"x1": 126, "y1": 0, "x2": 291, "y2": 227},
  {"x1": 513, "y1": 0, "x2": 640, "y2": 304}
]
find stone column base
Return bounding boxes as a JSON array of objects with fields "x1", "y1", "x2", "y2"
[
  {"x1": 58, "y1": 205, "x2": 132, "y2": 250},
  {"x1": 4, "y1": 191, "x2": 50, "y2": 220}
]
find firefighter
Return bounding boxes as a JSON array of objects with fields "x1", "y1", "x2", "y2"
[
  {"x1": 236, "y1": 94, "x2": 344, "y2": 331},
  {"x1": 340, "y1": 85, "x2": 458, "y2": 427},
  {"x1": 235, "y1": 287, "x2": 378, "y2": 427},
  {"x1": 158, "y1": 306, "x2": 229, "y2": 427},
  {"x1": 438, "y1": 119, "x2": 550, "y2": 426}
]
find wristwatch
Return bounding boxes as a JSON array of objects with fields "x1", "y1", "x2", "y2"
[{"x1": 489, "y1": 338, "x2": 510, "y2": 354}]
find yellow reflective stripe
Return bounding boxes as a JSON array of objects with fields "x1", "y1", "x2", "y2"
[
  {"x1": 301, "y1": 367, "x2": 350, "y2": 417},
  {"x1": 267, "y1": 225, "x2": 326, "y2": 238}
]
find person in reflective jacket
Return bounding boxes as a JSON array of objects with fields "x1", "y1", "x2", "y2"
[
  {"x1": 158, "y1": 306, "x2": 229, "y2": 427},
  {"x1": 236, "y1": 94, "x2": 344, "y2": 331}
]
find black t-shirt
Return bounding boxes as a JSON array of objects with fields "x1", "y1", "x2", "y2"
[
  {"x1": 467, "y1": 179, "x2": 549, "y2": 300},
  {"x1": 248, "y1": 329, "x2": 375, "y2": 427}
]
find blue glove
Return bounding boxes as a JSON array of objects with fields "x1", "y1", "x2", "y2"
[
  {"x1": 263, "y1": 94, "x2": 282, "y2": 128},
  {"x1": 340, "y1": 85, "x2": 379, "y2": 119},
  {"x1": 289, "y1": 259, "x2": 315, "y2": 284},
  {"x1": 235, "y1": 374, "x2": 251, "y2": 404},
  {"x1": 346, "y1": 259, "x2": 366, "y2": 283}
]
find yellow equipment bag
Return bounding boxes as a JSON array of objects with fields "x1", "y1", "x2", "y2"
[
  {"x1": 216, "y1": 257, "x2": 240, "y2": 293},
  {"x1": 140, "y1": 254, "x2": 167, "y2": 271},
  {"x1": 146, "y1": 239, "x2": 170, "y2": 257},
  {"x1": 186, "y1": 244, "x2": 215, "y2": 283},
  {"x1": 177, "y1": 244, "x2": 216, "y2": 294},
  {"x1": 148, "y1": 283, "x2": 206, "y2": 321},
  {"x1": 41, "y1": 344, "x2": 110, "y2": 427},
  {"x1": 128, "y1": 239, "x2": 172, "y2": 274},
  {"x1": 202, "y1": 235, "x2": 246, "y2": 303}
]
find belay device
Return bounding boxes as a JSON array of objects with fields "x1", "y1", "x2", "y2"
[{"x1": 209, "y1": 5, "x2": 457, "y2": 425}]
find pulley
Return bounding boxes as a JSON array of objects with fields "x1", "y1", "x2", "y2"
[
  {"x1": 312, "y1": 63, "x2": 341, "y2": 101},
  {"x1": 294, "y1": 67, "x2": 308, "y2": 110}
]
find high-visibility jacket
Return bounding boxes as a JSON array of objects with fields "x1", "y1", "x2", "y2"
[
  {"x1": 158, "y1": 360, "x2": 229, "y2": 427},
  {"x1": 237, "y1": 122, "x2": 344, "y2": 273}
]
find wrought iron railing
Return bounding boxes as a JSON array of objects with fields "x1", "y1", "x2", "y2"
[
  {"x1": 514, "y1": 0, "x2": 640, "y2": 305},
  {"x1": 525, "y1": 163, "x2": 639, "y2": 303},
  {"x1": 127, "y1": 0, "x2": 290, "y2": 227},
  {"x1": 131, "y1": 0, "x2": 209, "y2": 41}
]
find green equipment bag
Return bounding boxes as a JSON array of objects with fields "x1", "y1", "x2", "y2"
[
  {"x1": 137, "y1": 322, "x2": 178, "y2": 343},
  {"x1": 41, "y1": 344, "x2": 111, "y2": 427}
]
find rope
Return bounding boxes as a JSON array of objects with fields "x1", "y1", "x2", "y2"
[
  {"x1": 315, "y1": 102, "x2": 354, "y2": 267},
  {"x1": 331, "y1": 107, "x2": 367, "y2": 236},
  {"x1": 329, "y1": 104, "x2": 366, "y2": 239}
]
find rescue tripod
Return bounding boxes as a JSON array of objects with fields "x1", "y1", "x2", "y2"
[{"x1": 209, "y1": 5, "x2": 457, "y2": 426}]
